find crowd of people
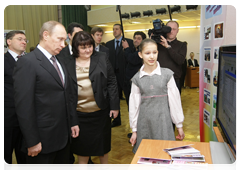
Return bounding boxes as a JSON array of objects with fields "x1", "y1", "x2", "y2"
[{"x1": 4, "y1": 20, "x2": 189, "y2": 164}]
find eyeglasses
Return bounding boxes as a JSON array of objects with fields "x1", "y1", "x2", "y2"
[{"x1": 12, "y1": 37, "x2": 29, "y2": 43}]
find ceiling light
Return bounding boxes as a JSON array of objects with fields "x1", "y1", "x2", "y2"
[
  {"x1": 97, "y1": 24, "x2": 107, "y2": 27},
  {"x1": 170, "y1": 5, "x2": 181, "y2": 13},
  {"x1": 156, "y1": 8, "x2": 167, "y2": 15},
  {"x1": 121, "y1": 13, "x2": 130, "y2": 19},
  {"x1": 143, "y1": 10, "x2": 153, "y2": 16},
  {"x1": 179, "y1": 26, "x2": 200, "y2": 29},
  {"x1": 186, "y1": 5, "x2": 198, "y2": 10},
  {"x1": 130, "y1": 11, "x2": 141, "y2": 18},
  {"x1": 132, "y1": 22, "x2": 141, "y2": 24},
  {"x1": 162, "y1": 19, "x2": 178, "y2": 22}
]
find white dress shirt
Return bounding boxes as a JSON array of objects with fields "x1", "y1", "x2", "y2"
[
  {"x1": 68, "y1": 44, "x2": 73, "y2": 55},
  {"x1": 8, "y1": 49, "x2": 24, "y2": 61},
  {"x1": 95, "y1": 44, "x2": 100, "y2": 51},
  {"x1": 129, "y1": 62, "x2": 184, "y2": 132}
]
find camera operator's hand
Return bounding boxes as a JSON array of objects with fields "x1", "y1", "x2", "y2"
[
  {"x1": 160, "y1": 35, "x2": 170, "y2": 48},
  {"x1": 122, "y1": 40, "x2": 129, "y2": 49}
]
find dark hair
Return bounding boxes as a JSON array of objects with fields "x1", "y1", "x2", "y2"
[
  {"x1": 139, "y1": 38, "x2": 157, "y2": 52},
  {"x1": 133, "y1": 31, "x2": 146, "y2": 40},
  {"x1": 91, "y1": 26, "x2": 104, "y2": 35},
  {"x1": 72, "y1": 31, "x2": 95, "y2": 58},
  {"x1": 6, "y1": 30, "x2": 25, "y2": 47},
  {"x1": 113, "y1": 24, "x2": 123, "y2": 31},
  {"x1": 67, "y1": 22, "x2": 84, "y2": 35}
]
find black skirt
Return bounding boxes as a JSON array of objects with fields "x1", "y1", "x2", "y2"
[{"x1": 71, "y1": 107, "x2": 111, "y2": 156}]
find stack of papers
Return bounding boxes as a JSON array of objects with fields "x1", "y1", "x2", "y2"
[
  {"x1": 163, "y1": 145, "x2": 200, "y2": 155},
  {"x1": 137, "y1": 145, "x2": 207, "y2": 165}
]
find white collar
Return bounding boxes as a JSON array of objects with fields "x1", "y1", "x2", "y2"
[
  {"x1": 139, "y1": 61, "x2": 161, "y2": 78},
  {"x1": 37, "y1": 44, "x2": 53, "y2": 60}
]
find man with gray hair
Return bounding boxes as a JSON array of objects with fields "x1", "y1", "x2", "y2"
[{"x1": 13, "y1": 21, "x2": 79, "y2": 164}]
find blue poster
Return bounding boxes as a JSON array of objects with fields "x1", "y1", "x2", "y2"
[{"x1": 205, "y1": 5, "x2": 222, "y2": 19}]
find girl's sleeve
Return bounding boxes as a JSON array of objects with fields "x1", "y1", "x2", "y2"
[
  {"x1": 167, "y1": 76, "x2": 184, "y2": 128},
  {"x1": 129, "y1": 82, "x2": 141, "y2": 132}
]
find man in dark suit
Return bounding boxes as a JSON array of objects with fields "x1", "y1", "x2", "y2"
[
  {"x1": 105, "y1": 24, "x2": 134, "y2": 127},
  {"x1": 91, "y1": 26, "x2": 109, "y2": 58},
  {"x1": 13, "y1": 21, "x2": 79, "y2": 164},
  {"x1": 188, "y1": 52, "x2": 199, "y2": 67},
  {"x1": 4, "y1": 30, "x2": 28, "y2": 164},
  {"x1": 58, "y1": 22, "x2": 84, "y2": 61},
  {"x1": 122, "y1": 31, "x2": 146, "y2": 105}
]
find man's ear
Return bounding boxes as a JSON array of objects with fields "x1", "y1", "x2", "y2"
[
  {"x1": 43, "y1": 31, "x2": 49, "y2": 41},
  {"x1": 7, "y1": 39, "x2": 11, "y2": 47}
]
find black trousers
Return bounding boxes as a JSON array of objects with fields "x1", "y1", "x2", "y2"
[
  {"x1": 26, "y1": 141, "x2": 70, "y2": 164},
  {"x1": 4, "y1": 126, "x2": 26, "y2": 164}
]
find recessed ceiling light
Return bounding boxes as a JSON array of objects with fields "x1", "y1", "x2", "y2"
[
  {"x1": 162, "y1": 19, "x2": 178, "y2": 22},
  {"x1": 132, "y1": 22, "x2": 141, "y2": 24},
  {"x1": 97, "y1": 24, "x2": 107, "y2": 27}
]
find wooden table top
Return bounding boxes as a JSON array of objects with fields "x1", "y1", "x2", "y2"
[{"x1": 131, "y1": 139, "x2": 213, "y2": 164}]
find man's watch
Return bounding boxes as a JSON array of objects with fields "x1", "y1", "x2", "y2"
[{"x1": 167, "y1": 45, "x2": 171, "y2": 49}]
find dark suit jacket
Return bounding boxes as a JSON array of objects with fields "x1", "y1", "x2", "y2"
[
  {"x1": 99, "y1": 44, "x2": 109, "y2": 58},
  {"x1": 13, "y1": 48, "x2": 78, "y2": 154},
  {"x1": 105, "y1": 38, "x2": 133, "y2": 88},
  {"x1": 4, "y1": 52, "x2": 19, "y2": 128},
  {"x1": 188, "y1": 59, "x2": 199, "y2": 67},
  {"x1": 57, "y1": 45, "x2": 71, "y2": 63},
  {"x1": 61, "y1": 51, "x2": 120, "y2": 112},
  {"x1": 124, "y1": 46, "x2": 142, "y2": 81}
]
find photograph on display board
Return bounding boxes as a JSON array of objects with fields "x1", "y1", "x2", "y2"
[
  {"x1": 204, "y1": 68, "x2": 211, "y2": 84},
  {"x1": 213, "y1": 70, "x2": 218, "y2": 86},
  {"x1": 213, "y1": 94, "x2": 217, "y2": 110},
  {"x1": 203, "y1": 25, "x2": 211, "y2": 40},
  {"x1": 203, "y1": 109, "x2": 210, "y2": 127},
  {"x1": 204, "y1": 48, "x2": 211, "y2": 62},
  {"x1": 204, "y1": 88, "x2": 211, "y2": 106},
  {"x1": 214, "y1": 22, "x2": 224, "y2": 39},
  {"x1": 213, "y1": 47, "x2": 219, "y2": 63}
]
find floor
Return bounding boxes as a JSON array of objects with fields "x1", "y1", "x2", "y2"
[{"x1": 12, "y1": 87, "x2": 200, "y2": 164}]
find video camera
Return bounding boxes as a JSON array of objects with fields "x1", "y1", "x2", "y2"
[{"x1": 148, "y1": 19, "x2": 171, "y2": 43}]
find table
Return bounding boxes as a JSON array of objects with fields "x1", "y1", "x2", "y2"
[
  {"x1": 131, "y1": 139, "x2": 212, "y2": 164},
  {"x1": 185, "y1": 67, "x2": 199, "y2": 88}
]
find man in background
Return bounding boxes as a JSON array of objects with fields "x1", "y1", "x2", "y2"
[
  {"x1": 157, "y1": 20, "x2": 187, "y2": 131},
  {"x1": 122, "y1": 31, "x2": 146, "y2": 105},
  {"x1": 4, "y1": 30, "x2": 28, "y2": 164},
  {"x1": 158, "y1": 20, "x2": 187, "y2": 94},
  {"x1": 105, "y1": 24, "x2": 134, "y2": 127},
  {"x1": 13, "y1": 21, "x2": 79, "y2": 164},
  {"x1": 58, "y1": 22, "x2": 84, "y2": 60},
  {"x1": 91, "y1": 26, "x2": 109, "y2": 58}
]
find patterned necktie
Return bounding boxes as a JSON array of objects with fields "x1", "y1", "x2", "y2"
[{"x1": 50, "y1": 56, "x2": 64, "y2": 86}]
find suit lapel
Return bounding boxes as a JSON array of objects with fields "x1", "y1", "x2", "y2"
[
  {"x1": 56, "y1": 55, "x2": 68, "y2": 89},
  {"x1": 34, "y1": 48, "x2": 64, "y2": 88},
  {"x1": 65, "y1": 55, "x2": 77, "y2": 84},
  {"x1": 89, "y1": 53, "x2": 99, "y2": 75},
  {"x1": 5, "y1": 52, "x2": 16, "y2": 69}
]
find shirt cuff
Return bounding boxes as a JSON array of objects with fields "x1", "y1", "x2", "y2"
[
  {"x1": 176, "y1": 123, "x2": 183, "y2": 128},
  {"x1": 132, "y1": 128, "x2": 137, "y2": 132}
]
